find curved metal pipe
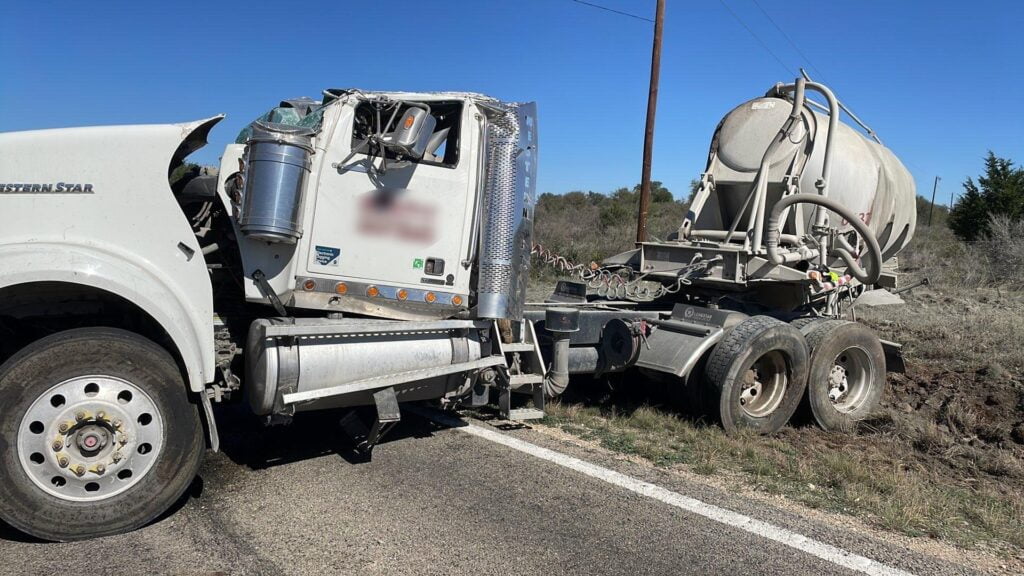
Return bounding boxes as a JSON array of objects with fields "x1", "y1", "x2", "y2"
[
  {"x1": 805, "y1": 83, "x2": 839, "y2": 197},
  {"x1": 800, "y1": 68, "x2": 882, "y2": 145},
  {"x1": 772, "y1": 79, "x2": 841, "y2": 266},
  {"x1": 745, "y1": 78, "x2": 809, "y2": 251},
  {"x1": 766, "y1": 193, "x2": 882, "y2": 285},
  {"x1": 773, "y1": 81, "x2": 839, "y2": 201},
  {"x1": 544, "y1": 333, "x2": 571, "y2": 397}
]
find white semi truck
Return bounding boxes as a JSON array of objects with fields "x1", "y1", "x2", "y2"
[{"x1": 0, "y1": 78, "x2": 914, "y2": 541}]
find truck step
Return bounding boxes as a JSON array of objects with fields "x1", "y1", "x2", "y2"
[
  {"x1": 509, "y1": 374, "x2": 544, "y2": 386},
  {"x1": 506, "y1": 408, "x2": 545, "y2": 421},
  {"x1": 501, "y1": 342, "x2": 536, "y2": 352},
  {"x1": 282, "y1": 356, "x2": 506, "y2": 405}
]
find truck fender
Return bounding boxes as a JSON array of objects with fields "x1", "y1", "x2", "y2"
[
  {"x1": 0, "y1": 243, "x2": 213, "y2": 393},
  {"x1": 0, "y1": 115, "x2": 227, "y2": 393}
]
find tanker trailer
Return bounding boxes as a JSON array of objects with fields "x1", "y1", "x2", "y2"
[{"x1": 528, "y1": 75, "x2": 916, "y2": 435}]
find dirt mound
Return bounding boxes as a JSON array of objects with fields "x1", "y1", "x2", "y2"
[
  {"x1": 813, "y1": 362, "x2": 1024, "y2": 492},
  {"x1": 885, "y1": 364, "x2": 1024, "y2": 449}
]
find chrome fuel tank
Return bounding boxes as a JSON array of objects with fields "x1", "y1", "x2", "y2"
[{"x1": 245, "y1": 318, "x2": 486, "y2": 415}]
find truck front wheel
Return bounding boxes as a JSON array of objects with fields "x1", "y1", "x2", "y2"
[{"x1": 0, "y1": 328, "x2": 204, "y2": 541}]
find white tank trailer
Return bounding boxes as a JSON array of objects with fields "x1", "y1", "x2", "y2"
[
  {"x1": 0, "y1": 78, "x2": 914, "y2": 540},
  {"x1": 681, "y1": 79, "x2": 916, "y2": 269}
]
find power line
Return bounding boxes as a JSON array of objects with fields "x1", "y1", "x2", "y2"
[
  {"x1": 571, "y1": 0, "x2": 654, "y2": 23},
  {"x1": 717, "y1": 0, "x2": 795, "y2": 76},
  {"x1": 744, "y1": 2, "x2": 889, "y2": 145},
  {"x1": 749, "y1": 0, "x2": 826, "y2": 82}
]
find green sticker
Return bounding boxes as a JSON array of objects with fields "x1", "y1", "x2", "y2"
[{"x1": 412, "y1": 258, "x2": 424, "y2": 269}]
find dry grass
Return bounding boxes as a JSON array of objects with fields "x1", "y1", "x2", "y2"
[
  {"x1": 896, "y1": 218, "x2": 1024, "y2": 291},
  {"x1": 542, "y1": 401, "x2": 1024, "y2": 551},
  {"x1": 858, "y1": 286, "x2": 1024, "y2": 373},
  {"x1": 532, "y1": 191, "x2": 687, "y2": 281}
]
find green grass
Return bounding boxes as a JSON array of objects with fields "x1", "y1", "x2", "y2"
[{"x1": 541, "y1": 401, "x2": 1024, "y2": 551}]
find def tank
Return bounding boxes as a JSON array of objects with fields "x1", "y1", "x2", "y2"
[{"x1": 691, "y1": 95, "x2": 916, "y2": 262}]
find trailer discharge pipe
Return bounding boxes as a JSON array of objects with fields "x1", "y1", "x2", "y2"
[
  {"x1": 772, "y1": 78, "x2": 841, "y2": 267},
  {"x1": 765, "y1": 193, "x2": 883, "y2": 285},
  {"x1": 543, "y1": 308, "x2": 579, "y2": 397}
]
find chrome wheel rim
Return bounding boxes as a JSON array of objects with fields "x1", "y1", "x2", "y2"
[
  {"x1": 739, "y1": 351, "x2": 788, "y2": 418},
  {"x1": 17, "y1": 375, "x2": 164, "y2": 502},
  {"x1": 828, "y1": 346, "x2": 872, "y2": 413}
]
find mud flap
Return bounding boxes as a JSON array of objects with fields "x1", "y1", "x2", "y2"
[
  {"x1": 880, "y1": 339, "x2": 906, "y2": 373},
  {"x1": 635, "y1": 320, "x2": 724, "y2": 379},
  {"x1": 198, "y1": 390, "x2": 220, "y2": 453},
  {"x1": 634, "y1": 305, "x2": 748, "y2": 379}
]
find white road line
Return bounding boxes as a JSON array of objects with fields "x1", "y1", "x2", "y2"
[{"x1": 423, "y1": 410, "x2": 916, "y2": 576}]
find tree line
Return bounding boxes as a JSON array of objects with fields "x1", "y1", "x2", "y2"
[{"x1": 949, "y1": 152, "x2": 1024, "y2": 241}]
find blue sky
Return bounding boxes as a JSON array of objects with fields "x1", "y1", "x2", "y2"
[{"x1": 1, "y1": 0, "x2": 1020, "y2": 206}]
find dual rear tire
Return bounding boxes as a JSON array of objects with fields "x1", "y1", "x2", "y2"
[
  {"x1": 701, "y1": 315, "x2": 885, "y2": 435},
  {"x1": 802, "y1": 320, "x2": 886, "y2": 432}
]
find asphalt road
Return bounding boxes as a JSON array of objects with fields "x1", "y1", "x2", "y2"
[{"x1": 0, "y1": 406, "x2": 980, "y2": 576}]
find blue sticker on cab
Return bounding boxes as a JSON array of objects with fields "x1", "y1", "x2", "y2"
[{"x1": 315, "y1": 245, "x2": 341, "y2": 266}]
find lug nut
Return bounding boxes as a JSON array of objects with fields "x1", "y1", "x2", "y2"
[
  {"x1": 111, "y1": 452, "x2": 123, "y2": 464},
  {"x1": 58, "y1": 422, "x2": 71, "y2": 434},
  {"x1": 75, "y1": 411, "x2": 87, "y2": 422},
  {"x1": 117, "y1": 433, "x2": 128, "y2": 446},
  {"x1": 90, "y1": 464, "x2": 106, "y2": 475},
  {"x1": 112, "y1": 419, "x2": 123, "y2": 430},
  {"x1": 57, "y1": 455, "x2": 69, "y2": 468},
  {"x1": 72, "y1": 465, "x2": 86, "y2": 477},
  {"x1": 96, "y1": 411, "x2": 106, "y2": 421},
  {"x1": 51, "y1": 439, "x2": 64, "y2": 452}
]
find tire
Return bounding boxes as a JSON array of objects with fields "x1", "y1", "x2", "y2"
[
  {"x1": 705, "y1": 316, "x2": 809, "y2": 434},
  {"x1": 0, "y1": 328, "x2": 204, "y2": 541},
  {"x1": 803, "y1": 321, "x2": 885, "y2": 432},
  {"x1": 790, "y1": 317, "x2": 827, "y2": 335}
]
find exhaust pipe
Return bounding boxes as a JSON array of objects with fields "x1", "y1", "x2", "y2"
[{"x1": 543, "y1": 308, "x2": 579, "y2": 397}]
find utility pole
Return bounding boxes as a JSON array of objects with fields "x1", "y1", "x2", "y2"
[
  {"x1": 928, "y1": 176, "x2": 941, "y2": 226},
  {"x1": 635, "y1": 0, "x2": 665, "y2": 243}
]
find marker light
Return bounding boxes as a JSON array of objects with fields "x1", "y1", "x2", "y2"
[
  {"x1": 397, "y1": 289, "x2": 408, "y2": 300},
  {"x1": 334, "y1": 282, "x2": 348, "y2": 295},
  {"x1": 302, "y1": 279, "x2": 316, "y2": 291},
  {"x1": 424, "y1": 292, "x2": 437, "y2": 303},
  {"x1": 452, "y1": 295, "x2": 463, "y2": 306},
  {"x1": 366, "y1": 286, "x2": 380, "y2": 298}
]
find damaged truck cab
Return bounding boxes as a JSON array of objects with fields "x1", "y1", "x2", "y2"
[{"x1": 0, "y1": 89, "x2": 546, "y2": 541}]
